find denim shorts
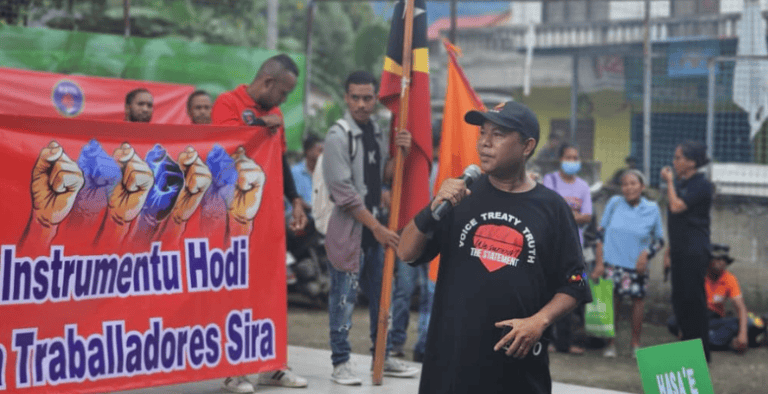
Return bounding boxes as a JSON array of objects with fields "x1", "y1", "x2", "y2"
[{"x1": 605, "y1": 263, "x2": 648, "y2": 299}]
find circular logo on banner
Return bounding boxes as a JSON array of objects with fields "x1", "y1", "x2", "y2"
[
  {"x1": 51, "y1": 80, "x2": 85, "y2": 117},
  {"x1": 241, "y1": 109, "x2": 256, "y2": 125}
]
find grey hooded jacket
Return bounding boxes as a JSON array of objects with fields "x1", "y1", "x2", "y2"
[{"x1": 322, "y1": 111, "x2": 389, "y2": 272}]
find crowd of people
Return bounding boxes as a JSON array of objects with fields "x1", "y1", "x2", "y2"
[{"x1": 120, "y1": 53, "x2": 766, "y2": 393}]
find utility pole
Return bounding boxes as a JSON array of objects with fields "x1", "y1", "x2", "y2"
[
  {"x1": 123, "y1": 0, "x2": 130, "y2": 38},
  {"x1": 449, "y1": 0, "x2": 457, "y2": 43},
  {"x1": 642, "y1": 0, "x2": 652, "y2": 180},
  {"x1": 267, "y1": 0, "x2": 278, "y2": 50}
]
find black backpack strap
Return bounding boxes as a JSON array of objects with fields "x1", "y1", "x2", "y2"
[{"x1": 335, "y1": 119, "x2": 356, "y2": 159}]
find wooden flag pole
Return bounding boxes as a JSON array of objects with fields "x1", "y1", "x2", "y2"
[{"x1": 373, "y1": 0, "x2": 416, "y2": 385}]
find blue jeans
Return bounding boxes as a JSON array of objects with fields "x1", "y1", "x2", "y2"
[
  {"x1": 390, "y1": 260, "x2": 435, "y2": 355},
  {"x1": 390, "y1": 259, "x2": 418, "y2": 347},
  {"x1": 668, "y1": 313, "x2": 761, "y2": 350},
  {"x1": 328, "y1": 244, "x2": 392, "y2": 366}
]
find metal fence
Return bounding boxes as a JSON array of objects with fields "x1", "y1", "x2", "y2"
[
  {"x1": 438, "y1": 5, "x2": 768, "y2": 312},
  {"x1": 626, "y1": 44, "x2": 764, "y2": 186}
]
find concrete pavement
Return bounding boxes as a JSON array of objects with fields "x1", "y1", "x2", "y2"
[{"x1": 115, "y1": 346, "x2": 635, "y2": 394}]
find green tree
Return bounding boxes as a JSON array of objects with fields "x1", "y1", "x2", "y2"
[{"x1": 13, "y1": 0, "x2": 388, "y2": 133}]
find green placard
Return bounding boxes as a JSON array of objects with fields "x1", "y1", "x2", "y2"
[{"x1": 636, "y1": 339, "x2": 714, "y2": 394}]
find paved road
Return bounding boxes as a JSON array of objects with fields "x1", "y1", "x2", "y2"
[{"x1": 116, "y1": 346, "x2": 635, "y2": 394}]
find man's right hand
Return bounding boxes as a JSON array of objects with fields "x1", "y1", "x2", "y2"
[
  {"x1": 373, "y1": 224, "x2": 399, "y2": 250},
  {"x1": 660, "y1": 166, "x2": 674, "y2": 183},
  {"x1": 431, "y1": 178, "x2": 471, "y2": 211}
]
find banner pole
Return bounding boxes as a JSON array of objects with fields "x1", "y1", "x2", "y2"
[{"x1": 372, "y1": 0, "x2": 415, "y2": 385}]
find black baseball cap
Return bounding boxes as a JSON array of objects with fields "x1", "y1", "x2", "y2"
[
  {"x1": 465, "y1": 101, "x2": 540, "y2": 145},
  {"x1": 711, "y1": 243, "x2": 734, "y2": 265}
]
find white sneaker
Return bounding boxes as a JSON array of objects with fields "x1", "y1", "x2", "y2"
[
  {"x1": 222, "y1": 376, "x2": 255, "y2": 393},
  {"x1": 603, "y1": 344, "x2": 617, "y2": 358},
  {"x1": 258, "y1": 367, "x2": 308, "y2": 388},
  {"x1": 332, "y1": 362, "x2": 362, "y2": 386},
  {"x1": 382, "y1": 357, "x2": 420, "y2": 378}
]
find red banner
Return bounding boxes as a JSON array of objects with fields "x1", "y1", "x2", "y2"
[
  {"x1": 0, "y1": 67, "x2": 195, "y2": 124},
  {"x1": 0, "y1": 115, "x2": 286, "y2": 393}
]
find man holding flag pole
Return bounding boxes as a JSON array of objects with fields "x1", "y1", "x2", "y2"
[{"x1": 322, "y1": 68, "x2": 420, "y2": 384}]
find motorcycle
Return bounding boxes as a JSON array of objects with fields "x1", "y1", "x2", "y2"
[{"x1": 285, "y1": 210, "x2": 330, "y2": 306}]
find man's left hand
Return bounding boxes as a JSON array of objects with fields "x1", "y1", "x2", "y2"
[
  {"x1": 395, "y1": 129, "x2": 412, "y2": 157},
  {"x1": 290, "y1": 198, "x2": 308, "y2": 232},
  {"x1": 494, "y1": 315, "x2": 548, "y2": 359},
  {"x1": 260, "y1": 114, "x2": 283, "y2": 134}
]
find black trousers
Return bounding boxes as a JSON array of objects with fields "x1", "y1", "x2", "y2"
[
  {"x1": 670, "y1": 251, "x2": 711, "y2": 362},
  {"x1": 553, "y1": 305, "x2": 584, "y2": 352}
]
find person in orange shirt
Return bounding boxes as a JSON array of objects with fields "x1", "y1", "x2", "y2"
[{"x1": 667, "y1": 244, "x2": 766, "y2": 353}]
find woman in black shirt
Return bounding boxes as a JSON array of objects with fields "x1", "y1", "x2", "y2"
[{"x1": 661, "y1": 140, "x2": 713, "y2": 361}]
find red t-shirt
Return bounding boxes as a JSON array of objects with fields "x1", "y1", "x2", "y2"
[
  {"x1": 705, "y1": 270, "x2": 742, "y2": 317},
  {"x1": 211, "y1": 84, "x2": 287, "y2": 152}
]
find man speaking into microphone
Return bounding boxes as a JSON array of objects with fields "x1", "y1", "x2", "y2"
[{"x1": 397, "y1": 101, "x2": 590, "y2": 394}]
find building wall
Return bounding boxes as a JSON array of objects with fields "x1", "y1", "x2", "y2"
[
  {"x1": 514, "y1": 87, "x2": 632, "y2": 183},
  {"x1": 429, "y1": 48, "x2": 632, "y2": 183}
]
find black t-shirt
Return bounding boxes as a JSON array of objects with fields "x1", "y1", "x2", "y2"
[
  {"x1": 413, "y1": 175, "x2": 591, "y2": 394},
  {"x1": 359, "y1": 120, "x2": 381, "y2": 248},
  {"x1": 668, "y1": 172, "x2": 712, "y2": 257}
]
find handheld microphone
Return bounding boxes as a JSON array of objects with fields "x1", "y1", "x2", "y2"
[{"x1": 431, "y1": 164, "x2": 482, "y2": 221}]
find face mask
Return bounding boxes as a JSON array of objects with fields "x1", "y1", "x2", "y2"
[{"x1": 561, "y1": 161, "x2": 581, "y2": 175}]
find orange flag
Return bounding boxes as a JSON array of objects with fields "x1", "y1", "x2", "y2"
[{"x1": 429, "y1": 40, "x2": 486, "y2": 282}]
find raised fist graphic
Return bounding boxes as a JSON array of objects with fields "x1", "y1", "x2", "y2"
[
  {"x1": 199, "y1": 144, "x2": 237, "y2": 246},
  {"x1": 229, "y1": 147, "x2": 266, "y2": 230},
  {"x1": 65, "y1": 140, "x2": 121, "y2": 227},
  {"x1": 108, "y1": 143, "x2": 155, "y2": 224},
  {"x1": 30, "y1": 141, "x2": 85, "y2": 227},
  {"x1": 129, "y1": 144, "x2": 183, "y2": 248},
  {"x1": 169, "y1": 146, "x2": 212, "y2": 224},
  {"x1": 19, "y1": 141, "x2": 85, "y2": 253}
]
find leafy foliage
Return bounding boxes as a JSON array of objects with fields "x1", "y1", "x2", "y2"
[{"x1": 5, "y1": 0, "x2": 391, "y2": 134}]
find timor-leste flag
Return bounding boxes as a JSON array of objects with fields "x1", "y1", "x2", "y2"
[
  {"x1": 429, "y1": 40, "x2": 485, "y2": 282},
  {"x1": 379, "y1": 0, "x2": 432, "y2": 230}
]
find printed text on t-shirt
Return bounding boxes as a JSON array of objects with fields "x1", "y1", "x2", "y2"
[{"x1": 460, "y1": 211, "x2": 537, "y2": 272}]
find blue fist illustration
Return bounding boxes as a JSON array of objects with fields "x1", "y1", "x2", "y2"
[
  {"x1": 69, "y1": 140, "x2": 121, "y2": 221},
  {"x1": 201, "y1": 144, "x2": 238, "y2": 221}
]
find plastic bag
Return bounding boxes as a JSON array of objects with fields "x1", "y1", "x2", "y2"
[{"x1": 585, "y1": 278, "x2": 615, "y2": 337}]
